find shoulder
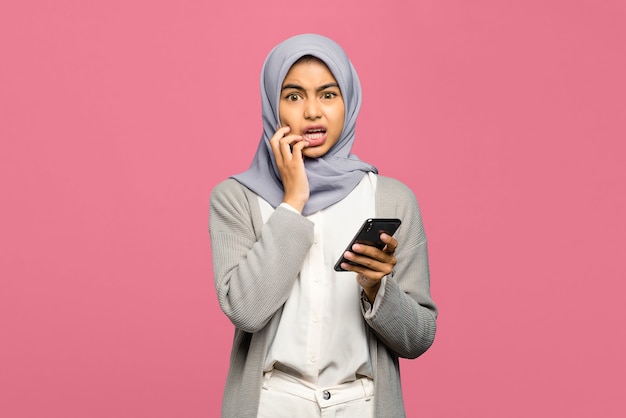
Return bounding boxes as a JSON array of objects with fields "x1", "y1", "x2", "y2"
[
  {"x1": 375, "y1": 175, "x2": 419, "y2": 209},
  {"x1": 375, "y1": 175, "x2": 426, "y2": 242},
  {"x1": 211, "y1": 178, "x2": 247, "y2": 200},
  {"x1": 210, "y1": 178, "x2": 260, "y2": 218},
  {"x1": 210, "y1": 178, "x2": 257, "y2": 207},
  {"x1": 209, "y1": 178, "x2": 264, "y2": 236},
  {"x1": 376, "y1": 175, "x2": 414, "y2": 195}
]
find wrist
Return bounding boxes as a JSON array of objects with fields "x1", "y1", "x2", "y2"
[
  {"x1": 282, "y1": 197, "x2": 307, "y2": 214},
  {"x1": 362, "y1": 281, "x2": 381, "y2": 303}
]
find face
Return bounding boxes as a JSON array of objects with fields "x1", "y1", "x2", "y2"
[{"x1": 279, "y1": 58, "x2": 345, "y2": 159}]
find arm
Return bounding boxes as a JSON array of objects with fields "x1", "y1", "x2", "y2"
[
  {"x1": 362, "y1": 178, "x2": 438, "y2": 359},
  {"x1": 209, "y1": 179, "x2": 314, "y2": 333}
]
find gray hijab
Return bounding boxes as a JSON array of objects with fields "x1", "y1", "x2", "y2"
[{"x1": 232, "y1": 33, "x2": 377, "y2": 216}]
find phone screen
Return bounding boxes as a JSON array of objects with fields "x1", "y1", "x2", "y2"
[{"x1": 333, "y1": 218, "x2": 401, "y2": 272}]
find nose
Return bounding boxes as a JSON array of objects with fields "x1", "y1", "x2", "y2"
[{"x1": 304, "y1": 99, "x2": 321, "y2": 120}]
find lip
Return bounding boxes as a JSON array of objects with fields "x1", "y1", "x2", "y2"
[{"x1": 302, "y1": 125, "x2": 327, "y2": 147}]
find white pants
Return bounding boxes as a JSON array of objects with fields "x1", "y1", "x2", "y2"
[{"x1": 257, "y1": 370, "x2": 374, "y2": 418}]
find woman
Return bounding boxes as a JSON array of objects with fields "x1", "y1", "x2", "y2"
[{"x1": 210, "y1": 33, "x2": 437, "y2": 417}]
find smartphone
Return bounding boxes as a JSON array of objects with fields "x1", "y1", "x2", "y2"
[{"x1": 333, "y1": 218, "x2": 402, "y2": 272}]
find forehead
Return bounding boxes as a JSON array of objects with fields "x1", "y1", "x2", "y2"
[{"x1": 282, "y1": 58, "x2": 338, "y2": 86}]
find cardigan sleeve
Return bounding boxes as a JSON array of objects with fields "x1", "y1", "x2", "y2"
[
  {"x1": 209, "y1": 179, "x2": 314, "y2": 333},
  {"x1": 362, "y1": 176, "x2": 438, "y2": 359}
]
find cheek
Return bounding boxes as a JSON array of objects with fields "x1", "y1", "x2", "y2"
[
  {"x1": 278, "y1": 108, "x2": 285, "y2": 124},
  {"x1": 279, "y1": 107, "x2": 296, "y2": 126},
  {"x1": 333, "y1": 107, "x2": 346, "y2": 132},
  {"x1": 335, "y1": 102, "x2": 345, "y2": 120}
]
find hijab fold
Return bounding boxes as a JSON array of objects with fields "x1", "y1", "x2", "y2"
[{"x1": 232, "y1": 34, "x2": 377, "y2": 216}]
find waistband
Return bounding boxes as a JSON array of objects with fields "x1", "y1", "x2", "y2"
[{"x1": 262, "y1": 370, "x2": 374, "y2": 408}]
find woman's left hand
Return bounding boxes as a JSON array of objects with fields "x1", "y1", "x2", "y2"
[{"x1": 339, "y1": 233, "x2": 398, "y2": 303}]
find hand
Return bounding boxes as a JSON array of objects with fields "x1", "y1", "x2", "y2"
[
  {"x1": 339, "y1": 233, "x2": 398, "y2": 302},
  {"x1": 269, "y1": 126, "x2": 310, "y2": 213}
]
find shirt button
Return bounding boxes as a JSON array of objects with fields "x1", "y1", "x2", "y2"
[{"x1": 323, "y1": 390, "x2": 331, "y2": 400}]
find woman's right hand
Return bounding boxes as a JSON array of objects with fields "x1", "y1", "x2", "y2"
[{"x1": 269, "y1": 126, "x2": 310, "y2": 213}]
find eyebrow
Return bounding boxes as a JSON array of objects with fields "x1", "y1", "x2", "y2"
[{"x1": 281, "y1": 82, "x2": 340, "y2": 92}]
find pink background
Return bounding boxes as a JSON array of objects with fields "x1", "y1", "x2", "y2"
[{"x1": 1, "y1": 1, "x2": 625, "y2": 417}]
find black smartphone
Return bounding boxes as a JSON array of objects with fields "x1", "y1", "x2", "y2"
[{"x1": 333, "y1": 218, "x2": 402, "y2": 272}]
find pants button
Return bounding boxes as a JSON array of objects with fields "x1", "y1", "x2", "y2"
[{"x1": 322, "y1": 390, "x2": 331, "y2": 400}]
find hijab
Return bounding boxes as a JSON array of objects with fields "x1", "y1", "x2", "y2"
[{"x1": 232, "y1": 33, "x2": 377, "y2": 216}]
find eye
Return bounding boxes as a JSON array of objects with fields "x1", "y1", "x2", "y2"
[
  {"x1": 285, "y1": 93, "x2": 301, "y2": 102},
  {"x1": 321, "y1": 92, "x2": 338, "y2": 100}
]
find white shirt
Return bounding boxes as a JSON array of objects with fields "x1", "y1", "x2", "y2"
[{"x1": 259, "y1": 173, "x2": 378, "y2": 387}]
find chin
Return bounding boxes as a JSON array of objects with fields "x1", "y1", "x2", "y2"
[{"x1": 303, "y1": 148, "x2": 327, "y2": 159}]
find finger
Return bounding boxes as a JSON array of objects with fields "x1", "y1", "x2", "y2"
[
  {"x1": 380, "y1": 233, "x2": 398, "y2": 254},
  {"x1": 290, "y1": 138, "x2": 309, "y2": 159},
  {"x1": 270, "y1": 126, "x2": 291, "y2": 143},
  {"x1": 269, "y1": 126, "x2": 291, "y2": 160},
  {"x1": 342, "y1": 250, "x2": 395, "y2": 276},
  {"x1": 270, "y1": 129, "x2": 305, "y2": 163},
  {"x1": 278, "y1": 134, "x2": 308, "y2": 158},
  {"x1": 351, "y1": 242, "x2": 395, "y2": 262},
  {"x1": 341, "y1": 260, "x2": 388, "y2": 282}
]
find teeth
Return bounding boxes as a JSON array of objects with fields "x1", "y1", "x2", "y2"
[
  {"x1": 304, "y1": 132, "x2": 324, "y2": 140},
  {"x1": 304, "y1": 128, "x2": 325, "y2": 140}
]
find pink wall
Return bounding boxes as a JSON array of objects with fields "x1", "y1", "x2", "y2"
[{"x1": 1, "y1": 1, "x2": 624, "y2": 417}]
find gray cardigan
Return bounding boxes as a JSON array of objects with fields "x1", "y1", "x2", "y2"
[{"x1": 209, "y1": 175, "x2": 437, "y2": 417}]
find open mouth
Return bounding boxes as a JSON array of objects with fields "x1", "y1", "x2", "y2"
[{"x1": 303, "y1": 127, "x2": 326, "y2": 141}]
